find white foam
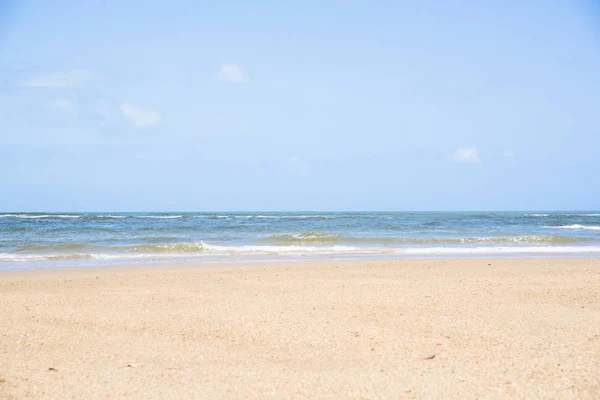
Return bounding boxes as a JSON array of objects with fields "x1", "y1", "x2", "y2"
[
  {"x1": 558, "y1": 213, "x2": 600, "y2": 217},
  {"x1": 200, "y1": 242, "x2": 367, "y2": 255},
  {"x1": 0, "y1": 253, "x2": 92, "y2": 262},
  {"x1": 396, "y1": 246, "x2": 600, "y2": 255},
  {"x1": 0, "y1": 252, "x2": 176, "y2": 262},
  {"x1": 135, "y1": 215, "x2": 183, "y2": 219},
  {"x1": 200, "y1": 242, "x2": 600, "y2": 256},
  {"x1": 3, "y1": 243, "x2": 600, "y2": 264},
  {"x1": 526, "y1": 213, "x2": 600, "y2": 217},
  {"x1": 0, "y1": 214, "x2": 81, "y2": 219},
  {"x1": 213, "y1": 215, "x2": 330, "y2": 219},
  {"x1": 255, "y1": 215, "x2": 329, "y2": 219},
  {"x1": 551, "y1": 224, "x2": 600, "y2": 231}
]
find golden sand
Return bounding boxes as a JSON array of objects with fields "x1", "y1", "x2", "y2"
[{"x1": 1, "y1": 258, "x2": 599, "y2": 398}]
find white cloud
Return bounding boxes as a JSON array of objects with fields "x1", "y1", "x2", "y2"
[
  {"x1": 18, "y1": 69, "x2": 97, "y2": 88},
  {"x1": 215, "y1": 63, "x2": 249, "y2": 83},
  {"x1": 447, "y1": 146, "x2": 481, "y2": 164},
  {"x1": 120, "y1": 102, "x2": 161, "y2": 128},
  {"x1": 288, "y1": 156, "x2": 299, "y2": 164},
  {"x1": 503, "y1": 150, "x2": 514, "y2": 159}
]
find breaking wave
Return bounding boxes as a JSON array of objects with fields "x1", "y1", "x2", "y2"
[
  {"x1": 526, "y1": 213, "x2": 600, "y2": 217},
  {"x1": 128, "y1": 242, "x2": 206, "y2": 252},
  {"x1": 214, "y1": 215, "x2": 332, "y2": 220},
  {"x1": 551, "y1": 225, "x2": 600, "y2": 231},
  {"x1": 134, "y1": 215, "x2": 184, "y2": 219},
  {"x1": 262, "y1": 232, "x2": 345, "y2": 244},
  {"x1": 0, "y1": 214, "x2": 81, "y2": 219}
]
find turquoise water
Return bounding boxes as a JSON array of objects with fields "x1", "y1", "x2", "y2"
[{"x1": 1, "y1": 211, "x2": 600, "y2": 269}]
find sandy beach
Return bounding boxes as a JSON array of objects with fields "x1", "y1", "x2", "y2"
[{"x1": 1, "y1": 258, "x2": 599, "y2": 399}]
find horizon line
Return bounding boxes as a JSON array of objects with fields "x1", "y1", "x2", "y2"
[{"x1": 2, "y1": 210, "x2": 599, "y2": 214}]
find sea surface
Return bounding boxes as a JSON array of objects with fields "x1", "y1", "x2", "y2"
[{"x1": 1, "y1": 211, "x2": 600, "y2": 270}]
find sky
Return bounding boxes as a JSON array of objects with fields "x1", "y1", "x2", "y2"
[{"x1": 0, "y1": 0, "x2": 599, "y2": 211}]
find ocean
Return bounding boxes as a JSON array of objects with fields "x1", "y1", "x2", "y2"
[{"x1": 1, "y1": 211, "x2": 600, "y2": 269}]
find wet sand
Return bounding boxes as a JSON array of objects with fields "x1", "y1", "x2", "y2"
[{"x1": 1, "y1": 258, "x2": 599, "y2": 398}]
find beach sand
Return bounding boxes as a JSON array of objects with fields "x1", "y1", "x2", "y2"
[{"x1": 1, "y1": 258, "x2": 599, "y2": 399}]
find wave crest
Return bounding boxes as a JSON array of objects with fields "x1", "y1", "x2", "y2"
[
  {"x1": 262, "y1": 232, "x2": 344, "y2": 244},
  {"x1": 129, "y1": 242, "x2": 206, "y2": 253},
  {"x1": 0, "y1": 214, "x2": 80, "y2": 219},
  {"x1": 551, "y1": 225, "x2": 600, "y2": 231}
]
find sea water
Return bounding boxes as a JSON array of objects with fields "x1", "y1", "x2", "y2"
[{"x1": 1, "y1": 211, "x2": 600, "y2": 269}]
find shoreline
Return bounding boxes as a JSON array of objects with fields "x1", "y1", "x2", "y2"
[
  {"x1": 2, "y1": 258, "x2": 599, "y2": 398},
  {"x1": 3, "y1": 253, "x2": 600, "y2": 274}
]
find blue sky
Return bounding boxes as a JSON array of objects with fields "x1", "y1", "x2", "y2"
[{"x1": 1, "y1": 0, "x2": 599, "y2": 211}]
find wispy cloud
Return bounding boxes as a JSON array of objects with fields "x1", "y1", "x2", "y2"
[
  {"x1": 17, "y1": 69, "x2": 97, "y2": 89},
  {"x1": 447, "y1": 147, "x2": 481, "y2": 164},
  {"x1": 215, "y1": 63, "x2": 249, "y2": 83},
  {"x1": 120, "y1": 103, "x2": 161, "y2": 128}
]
